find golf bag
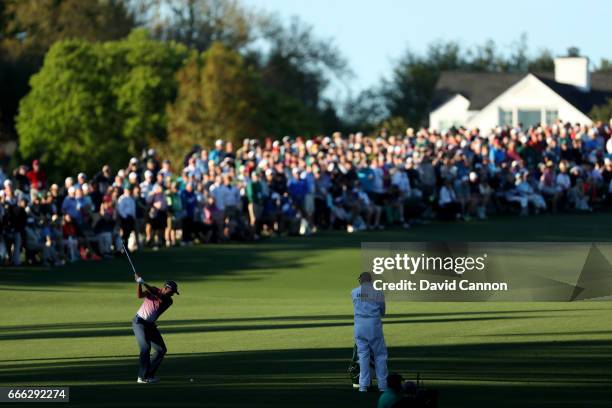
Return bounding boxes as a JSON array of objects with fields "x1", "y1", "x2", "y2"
[{"x1": 348, "y1": 343, "x2": 376, "y2": 387}]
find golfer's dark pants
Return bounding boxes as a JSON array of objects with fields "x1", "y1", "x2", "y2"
[{"x1": 132, "y1": 316, "x2": 167, "y2": 379}]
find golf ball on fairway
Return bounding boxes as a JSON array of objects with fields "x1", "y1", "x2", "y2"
[{"x1": 190, "y1": 378, "x2": 194, "y2": 382}]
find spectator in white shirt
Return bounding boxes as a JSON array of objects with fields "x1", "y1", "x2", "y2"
[
  {"x1": 391, "y1": 166, "x2": 411, "y2": 199},
  {"x1": 515, "y1": 172, "x2": 547, "y2": 213},
  {"x1": 209, "y1": 176, "x2": 226, "y2": 212},
  {"x1": 139, "y1": 171, "x2": 154, "y2": 198},
  {"x1": 555, "y1": 160, "x2": 571, "y2": 192},
  {"x1": 118, "y1": 186, "x2": 137, "y2": 247},
  {"x1": 222, "y1": 174, "x2": 241, "y2": 220}
]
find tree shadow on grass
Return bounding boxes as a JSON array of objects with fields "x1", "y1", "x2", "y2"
[
  {"x1": 0, "y1": 245, "x2": 304, "y2": 287},
  {"x1": 0, "y1": 308, "x2": 583, "y2": 333},
  {"x1": 3, "y1": 212, "x2": 612, "y2": 288},
  {"x1": 0, "y1": 340, "x2": 611, "y2": 408},
  {"x1": 0, "y1": 314, "x2": 550, "y2": 342}
]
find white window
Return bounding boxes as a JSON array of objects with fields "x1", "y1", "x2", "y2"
[
  {"x1": 518, "y1": 110, "x2": 541, "y2": 128},
  {"x1": 498, "y1": 108, "x2": 513, "y2": 126},
  {"x1": 545, "y1": 110, "x2": 558, "y2": 124}
]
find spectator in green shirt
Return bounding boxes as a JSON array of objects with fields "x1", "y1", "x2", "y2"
[
  {"x1": 246, "y1": 171, "x2": 264, "y2": 233},
  {"x1": 377, "y1": 373, "x2": 404, "y2": 408}
]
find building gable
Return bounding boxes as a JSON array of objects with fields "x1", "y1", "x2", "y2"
[{"x1": 467, "y1": 74, "x2": 591, "y2": 129}]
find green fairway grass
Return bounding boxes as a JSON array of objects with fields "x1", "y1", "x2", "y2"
[{"x1": 1, "y1": 212, "x2": 612, "y2": 407}]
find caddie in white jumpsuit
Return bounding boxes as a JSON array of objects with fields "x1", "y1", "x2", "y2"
[{"x1": 351, "y1": 271, "x2": 388, "y2": 391}]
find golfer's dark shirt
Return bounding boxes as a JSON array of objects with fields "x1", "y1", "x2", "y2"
[{"x1": 137, "y1": 287, "x2": 173, "y2": 323}]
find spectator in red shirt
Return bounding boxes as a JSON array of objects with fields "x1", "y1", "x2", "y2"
[
  {"x1": 26, "y1": 160, "x2": 47, "y2": 191},
  {"x1": 61, "y1": 214, "x2": 79, "y2": 262}
]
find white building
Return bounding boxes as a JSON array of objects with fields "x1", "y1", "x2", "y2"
[{"x1": 428, "y1": 57, "x2": 612, "y2": 131}]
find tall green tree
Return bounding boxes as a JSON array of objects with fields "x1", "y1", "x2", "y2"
[
  {"x1": 139, "y1": 2, "x2": 350, "y2": 137},
  {"x1": 590, "y1": 99, "x2": 612, "y2": 122},
  {"x1": 0, "y1": 0, "x2": 135, "y2": 140},
  {"x1": 163, "y1": 51, "x2": 207, "y2": 164},
  {"x1": 111, "y1": 29, "x2": 188, "y2": 152},
  {"x1": 258, "y1": 16, "x2": 350, "y2": 112},
  {"x1": 1, "y1": 0, "x2": 135, "y2": 58},
  {"x1": 382, "y1": 41, "x2": 464, "y2": 127},
  {"x1": 136, "y1": 0, "x2": 255, "y2": 51},
  {"x1": 17, "y1": 30, "x2": 188, "y2": 177},
  {"x1": 16, "y1": 39, "x2": 122, "y2": 177},
  {"x1": 165, "y1": 42, "x2": 261, "y2": 163},
  {"x1": 201, "y1": 43, "x2": 260, "y2": 141},
  {"x1": 248, "y1": 15, "x2": 351, "y2": 136},
  {"x1": 379, "y1": 37, "x2": 557, "y2": 128},
  {"x1": 596, "y1": 59, "x2": 612, "y2": 72},
  {"x1": 527, "y1": 49, "x2": 555, "y2": 72}
]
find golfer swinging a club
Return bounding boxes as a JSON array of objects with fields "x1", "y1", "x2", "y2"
[{"x1": 132, "y1": 272, "x2": 179, "y2": 384}]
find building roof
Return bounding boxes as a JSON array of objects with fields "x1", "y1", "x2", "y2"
[
  {"x1": 431, "y1": 72, "x2": 524, "y2": 111},
  {"x1": 535, "y1": 72, "x2": 612, "y2": 114},
  {"x1": 431, "y1": 71, "x2": 612, "y2": 114}
]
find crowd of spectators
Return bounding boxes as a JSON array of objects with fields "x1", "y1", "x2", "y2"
[{"x1": 1, "y1": 119, "x2": 612, "y2": 267}]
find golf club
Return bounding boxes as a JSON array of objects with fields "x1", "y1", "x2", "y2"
[{"x1": 121, "y1": 240, "x2": 138, "y2": 275}]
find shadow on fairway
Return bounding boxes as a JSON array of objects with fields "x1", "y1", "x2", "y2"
[
  {"x1": 0, "y1": 315, "x2": 550, "y2": 341},
  {"x1": 1, "y1": 307, "x2": 595, "y2": 342},
  {"x1": 1, "y1": 339, "x2": 611, "y2": 408},
  {"x1": 0, "y1": 244, "x2": 303, "y2": 287},
  {"x1": 2, "y1": 211, "x2": 612, "y2": 288},
  {"x1": 0, "y1": 308, "x2": 582, "y2": 332}
]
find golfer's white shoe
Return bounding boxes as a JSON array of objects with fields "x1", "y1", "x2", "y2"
[
  {"x1": 352, "y1": 383, "x2": 360, "y2": 389},
  {"x1": 136, "y1": 377, "x2": 148, "y2": 384},
  {"x1": 146, "y1": 377, "x2": 160, "y2": 384}
]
